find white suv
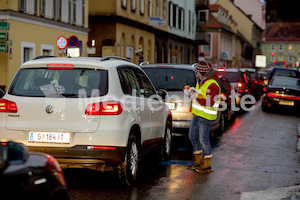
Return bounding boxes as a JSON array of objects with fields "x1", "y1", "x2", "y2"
[{"x1": 0, "y1": 56, "x2": 172, "y2": 185}]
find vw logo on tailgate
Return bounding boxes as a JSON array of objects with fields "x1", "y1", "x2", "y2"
[{"x1": 45, "y1": 105, "x2": 54, "y2": 114}]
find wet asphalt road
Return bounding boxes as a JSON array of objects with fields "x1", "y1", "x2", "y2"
[{"x1": 64, "y1": 100, "x2": 300, "y2": 200}]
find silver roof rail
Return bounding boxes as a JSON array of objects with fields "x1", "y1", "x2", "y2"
[{"x1": 100, "y1": 56, "x2": 131, "y2": 62}]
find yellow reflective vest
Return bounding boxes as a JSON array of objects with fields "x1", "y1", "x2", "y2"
[{"x1": 191, "y1": 79, "x2": 221, "y2": 120}]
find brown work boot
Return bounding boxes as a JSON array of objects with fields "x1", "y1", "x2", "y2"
[
  {"x1": 188, "y1": 153, "x2": 203, "y2": 170},
  {"x1": 195, "y1": 155, "x2": 213, "y2": 173}
]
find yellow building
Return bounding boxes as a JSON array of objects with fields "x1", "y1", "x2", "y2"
[
  {"x1": 0, "y1": 0, "x2": 89, "y2": 90},
  {"x1": 89, "y1": 0, "x2": 168, "y2": 64}
]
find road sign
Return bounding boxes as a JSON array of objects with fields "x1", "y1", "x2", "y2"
[
  {"x1": 0, "y1": 44, "x2": 8, "y2": 52},
  {"x1": 68, "y1": 35, "x2": 79, "y2": 47},
  {"x1": 0, "y1": 22, "x2": 9, "y2": 30},
  {"x1": 87, "y1": 39, "x2": 95, "y2": 47},
  {"x1": 56, "y1": 36, "x2": 67, "y2": 49},
  {"x1": 0, "y1": 32, "x2": 8, "y2": 41}
]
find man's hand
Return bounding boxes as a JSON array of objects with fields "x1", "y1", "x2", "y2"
[
  {"x1": 197, "y1": 93, "x2": 203, "y2": 99},
  {"x1": 190, "y1": 92, "x2": 198, "y2": 99},
  {"x1": 190, "y1": 92, "x2": 203, "y2": 99}
]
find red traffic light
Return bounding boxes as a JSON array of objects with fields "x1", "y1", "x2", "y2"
[{"x1": 271, "y1": 52, "x2": 275, "y2": 56}]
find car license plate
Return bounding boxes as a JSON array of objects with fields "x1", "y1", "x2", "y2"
[
  {"x1": 279, "y1": 100, "x2": 294, "y2": 106},
  {"x1": 166, "y1": 103, "x2": 176, "y2": 110},
  {"x1": 29, "y1": 131, "x2": 70, "y2": 144}
]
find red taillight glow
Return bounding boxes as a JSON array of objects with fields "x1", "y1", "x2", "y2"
[
  {"x1": 88, "y1": 146, "x2": 117, "y2": 150},
  {"x1": 0, "y1": 99, "x2": 18, "y2": 113},
  {"x1": 243, "y1": 73, "x2": 248, "y2": 83},
  {"x1": 218, "y1": 68, "x2": 225, "y2": 72},
  {"x1": 237, "y1": 82, "x2": 243, "y2": 88},
  {"x1": 85, "y1": 101, "x2": 123, "y2": 115},
  {"x1": 266, "y1": 93, "x2": 300, "y2": 100},
  {"x1": 47, "y1": 64, "x2": 74, "y2": 69},
  {"x1": 220, "y1": 93, "x2": 226, "y2": 100}
]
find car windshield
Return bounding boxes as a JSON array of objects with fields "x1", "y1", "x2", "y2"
[
  {"x1": 8, "y1": 68, "x2": 108, "y2": 98},
  {"x1": 142, "y1": 68, "x2": 196, "y2": 91},
  {"x1": 218, "y1": 71, "x2": 240, "y2": 82},
  {"x1": 269, "y1": 77, "x2": 300, "y2": 89}
]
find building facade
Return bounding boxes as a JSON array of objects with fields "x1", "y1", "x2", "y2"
[
  {"x1": 89, "y1": 0, "x2": 197, "y2": 65},
  {"x1": 197, "y1": 3, "x2": 244, "y2": 68},
  {"x1": 0, "y1": 0, "x2": 89, "y2": 90},
  {"x1": 263, "y1": 22, "x2": 300, "y2": 68},
  {"x1": 210, "y1": 0, "x2": 263, "y2": 68}
]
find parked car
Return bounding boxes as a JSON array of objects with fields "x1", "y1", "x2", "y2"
[
  {"x1": 0, "y1": 141, "x2": 70, "y2": 200},
  {"x1": 0, "y1": 56, "x2": 172, "y2": 185},
  {"x1": 262, "y1": 76, "x2": 300, "y2": 113},
  {"x1": 258, "y1": 68, "x2": 272, "y2": 86},
  {"x1": 0, "y1": 88, "x2": 5, "y2": 98},
  {"x1": 217, "y1": 75, "x2": 236, "y2": 127},
  {"x1": 140, "y1": 64, "x2": 197, "y2": 135},
  {"x1": 217, "y1": 68, "x2": 252, "y2": 109},
  {"x1": 268, "y1": 67, "x2": 300, "y2": 84},
  {"x1": 239, "y1": 68, "x2": 261, "y2": 99},
  {"x1": 140, "y1": 64, "x2": 233, "y2": 136}
]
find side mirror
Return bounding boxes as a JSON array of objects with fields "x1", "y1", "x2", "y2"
[
  {"x1": 157, "y1": 89, "x2": 169, "y2": 100},
  {"x1": 3, "y1": 141, "x2": 28, "y2": 165}
]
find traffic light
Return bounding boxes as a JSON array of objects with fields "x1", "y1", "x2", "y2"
[{"x1": 271, "y1": 52, "x2": 275, "y2": 56}]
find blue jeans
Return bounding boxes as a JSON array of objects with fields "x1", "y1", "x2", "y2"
[{"x1": 188, "y1": 115, "x2": 213, "y2": 156}]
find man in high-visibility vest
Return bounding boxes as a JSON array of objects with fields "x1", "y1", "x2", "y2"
[{"x1": 186, "y1": 60, "x2": 221, "y2": 173}]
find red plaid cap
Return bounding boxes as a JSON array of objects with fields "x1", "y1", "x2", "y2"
[{"x1": 195, "y1": 60, "x2": 211, "y2": 73}]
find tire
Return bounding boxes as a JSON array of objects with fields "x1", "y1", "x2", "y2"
[
  {"x1": 158, "y1": 122, "x2": 172, "y2": 161},
  {"x1": 261, "y1": 101, "x2": 269, "y2": 112},
  {"x1": 117, "y1": 134, "x2": 140, "y2": 186},
  {"x1": 217, "y1": 111, "x2": 225, "y2": 136}
]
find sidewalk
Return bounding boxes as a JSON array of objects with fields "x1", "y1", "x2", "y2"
[{"x1": 240, "y1": 118, "x2": 300, "y2": 200}]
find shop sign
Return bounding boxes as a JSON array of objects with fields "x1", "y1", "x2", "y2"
[
  {"x1": 0, "y1": 44, "x2": 8, "y2": 52},
  {"x1": 0, "y1": 22, "x2": 9, "y2": 30},
  {"x1": 0, "y1": 32, "x2": 8, "y2": 41},
  {"x1": 148, "y1": 16, "x2": 166, "y2": 26}
]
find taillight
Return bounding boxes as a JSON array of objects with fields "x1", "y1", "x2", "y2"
[
  {"x1": 263, "y1": 87, "x2": 267, "y2": 93},
  {"x1": 243, "y1": 73, "x2": 248, "y2": 83},
  {"x1": 47, "y1": 155, "x2": 66, "y2": 186},
  {"x1": 220, "y1": 93, "x2": 226, "y2": 100},
  {"x1": 237, "y1": 82, "x2": 243, "y2": 88},
  {"x1": 87, "y1": 146, "x2": 117, "y2": 150},
  {"x1": 0, "y1": 99, "x2": 18, "y2": 113},
  {"x1": 266, "y1": 93, "x2": 300, "y2": 100},
  {"x1": 218, "y1": 68, "x2": 225, "y2": 72},
  {"x1": 266, "y1": 93, "x2": 278, "y2": 98},
  {"x1": 85, "y1": 101, "x2": 123, "y2": 115}
]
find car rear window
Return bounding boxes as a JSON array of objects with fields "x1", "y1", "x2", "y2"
[
  {"x1": 269, "y1": 77, "x2": 300, "y2": 89},
  {"x1": 218, "y1": 71, "x2": 240, "y2": 82},
  {"x1": 8, "y1": 68, "x2": 108, "y2": 98},
  {"x1": 273, "y1": 69, "x2": 299, "y2": 78},
  {"x1": 142, "y1": 68, "x2": 196, "y2": 91}
]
